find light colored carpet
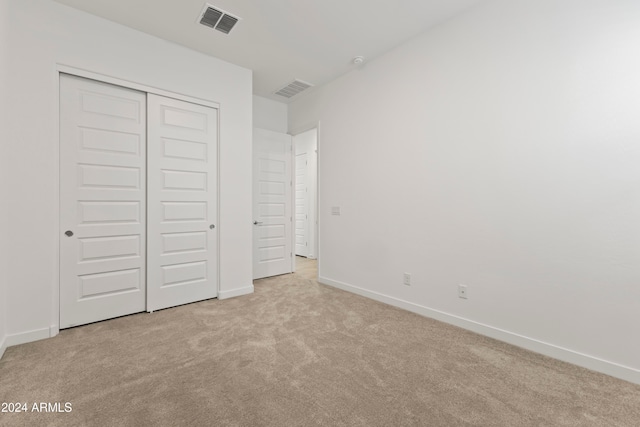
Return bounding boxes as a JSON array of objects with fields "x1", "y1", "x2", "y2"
[{"x1": 1, "y1": 258, "x2": 639, "y2": 426}]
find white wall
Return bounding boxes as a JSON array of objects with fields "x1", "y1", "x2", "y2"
[
  {"x1": 3, "y1": 0, "x2": 253, "y2": 345},
  {"x1": 289, "y1": 0, "x2": 640, "y2": 384},
  {"x1": 294, "y1": 129, "x2": 318, "y2": 259},
  {"x1": 253, "y1": 95, "x2": 288, "y2": 133},
  {"x1": 0, "y1": 0, "x2": 8, "y2": 358}
]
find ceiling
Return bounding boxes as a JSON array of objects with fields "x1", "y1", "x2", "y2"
[{"x1": 53, "y1": 0, "x2": 483, "y2": 103}]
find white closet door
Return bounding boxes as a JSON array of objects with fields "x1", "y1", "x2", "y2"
[
  {"x1": 147, "y1": 94, "x2": 218, "y2": 311},
  {"x1": 60, "y1": 74, "x2": 147, "y2": 328}
]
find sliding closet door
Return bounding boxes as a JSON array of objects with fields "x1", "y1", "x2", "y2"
[
  {"x1": 59, "y1": 74, "x2": 147, "y2": 328},
  {"x1": 147, "y1": 94, "x2": 218, "y2": 311}
]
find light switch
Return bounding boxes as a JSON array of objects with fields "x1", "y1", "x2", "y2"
[{"x1": 331, "y1": 206, "x2": 341, "y2": 216}]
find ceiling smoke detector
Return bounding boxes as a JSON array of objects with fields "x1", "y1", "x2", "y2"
[
  {"x1": 198, "y1": 4, "x2": 240, "y2": 34},
  {"x1": 353, "y1": 56, "x2": 365, "y2": 65},
  {"x1": 274, "y1": 79, "x2": 314, "y2": 99}
]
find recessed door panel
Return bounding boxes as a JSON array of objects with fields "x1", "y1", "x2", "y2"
[
  {"x1": 162, "y1": 169, "x2": 207, "y2": 191},
  {"x1": 79, "y1": 128, "x2": 141, "y2": 156},
  {"x1": 163, "y1": 138, "x2": 207, "y2": 161},
  {"x1": 259, "y1": 246, "x2": 286, "y2": 262},
  {"x1": 259, "y1": 181, "x2": 286, "y2": 196},
  {"x1": 161, "y1": 202, "x2": 207, "y2": 222},
  {"x1": 79, "y1": 235, "x2": 141, "y2": 262},
  {"x1": 79, "y1": 268, "x2": 141, "y2": 299},
  {"x1": 260, "y1": 158, "x2": 286, "y2": 174},
  {"x1": 80, "y1": 91, "x2": 141, "y2": 121},
  {"x1": 161, "y1": 106, "x2": 207, "y2": 131},
  {"x1": 78, "y1": 201, "x2": 141, "y2": 225},
  {"x1": 60, "y1": 74, "x2": 147, "y2": 328},
  {"x1": 162, "y1": 261, "x2": 207, "y2": 288},
  {"x1": 78, "y1": 164, "x2": 141, "y2": 189},
  {"x1": 161, "y1": 232, "x2": 207, "y2": 255},
  {"x1": 260, "y1": 203, "x2": 285, "y2": 217},
  {"x1": 260, "y1": 224, "x2": 286, "y2": 239}
]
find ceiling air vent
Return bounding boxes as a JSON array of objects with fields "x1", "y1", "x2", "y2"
[
  {"x1": 215, "y1": 14, "x2": 238, "y2": 34},
  {"x1": 274, "y1": 80, "x2": 314, "y2": 99},
  {"x1": 198, "y1": 4, "x2": 240, "y2": 34}
]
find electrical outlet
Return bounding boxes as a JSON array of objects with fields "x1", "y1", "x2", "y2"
[
  {"x1": 458, "y1": 284, "x2": 468, "y2": 299},
  {"x1": 403, "y1": 273, "x2": 411, "y2": 286}
]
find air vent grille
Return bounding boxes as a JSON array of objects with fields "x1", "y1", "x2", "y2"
[
  {"x1": 200, "y1": 7, "x2": 223, "y2": 28},
  {"x1": 216, "y1": 14, "x2": 238, "y2": 34},
  {"x1": 198, "y1": 4, "x2": 240, "y2": 34},
  {"x1": 274, "y1": 80, "x2": 314, "y2": 99}
]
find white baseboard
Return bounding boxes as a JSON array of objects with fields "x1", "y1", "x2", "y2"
[
  {"x1": 319, "y1": 276, "x2": 640, "y2": 386},
  {"x1": 0, "y1": 327, "x2": 57, "y2": 359},
  {"x1": 5, "y1": 327, "x2": 52, "y2": 348},
  {"x1": 218, "y1": 284, "x2": 254, "y2": 300},
  {"x1": 0, "y1": 334, "x2": 6, "y2": 360},
  {"x1": 49, "y1": 325, "x2": 59, "y2": 338}
]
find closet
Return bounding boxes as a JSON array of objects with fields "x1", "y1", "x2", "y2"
[{"x1": 59, "y1": 74, "x2": 218, "y2": 328}]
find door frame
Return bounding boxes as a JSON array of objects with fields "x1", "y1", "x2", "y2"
[
  {"x1": 290, "y1": 123, "x2": 320, "y2": 277},
  {"x1": 53, "y1": 64, "x2": 221, "y2": 334}
]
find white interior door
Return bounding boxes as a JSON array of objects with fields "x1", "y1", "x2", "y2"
[
  {"x1": 295, "y1": 152, "x2": 309, "y2": 257},
  {"x1": 253, "y1": 128, "x2": 293, "y2": 279},
  {"x1": 147, "y1": 94, "x2": 218, "y2": 311},
  {"x1": 293, "y1": 129, "x2": 318, "y2": 259},
  {"x1": 60, "y1": 74, "x2": 147, "y2": 328}
]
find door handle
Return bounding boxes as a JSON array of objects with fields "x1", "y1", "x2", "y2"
[
  {"x1": 253, "y1": 221, "x2": 263, "y2": 225},
  {"x1": 209, "y1": 224, "x2": 215, "y2": 229},
  {"x1": 65, "y1": 230, "x2": 74, "y2": 237}
]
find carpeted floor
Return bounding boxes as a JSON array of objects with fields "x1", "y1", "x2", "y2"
[{"x1": 1, "y1": 257, "x2": 639, "y2": 426}]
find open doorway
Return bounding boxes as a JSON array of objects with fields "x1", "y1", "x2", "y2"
[
  {"x1": 294, "y1": 255, "x2": 317, "y2": 280},
  {"x1": 293, "y1": 128, "x2": 318, "y2": 278}
]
